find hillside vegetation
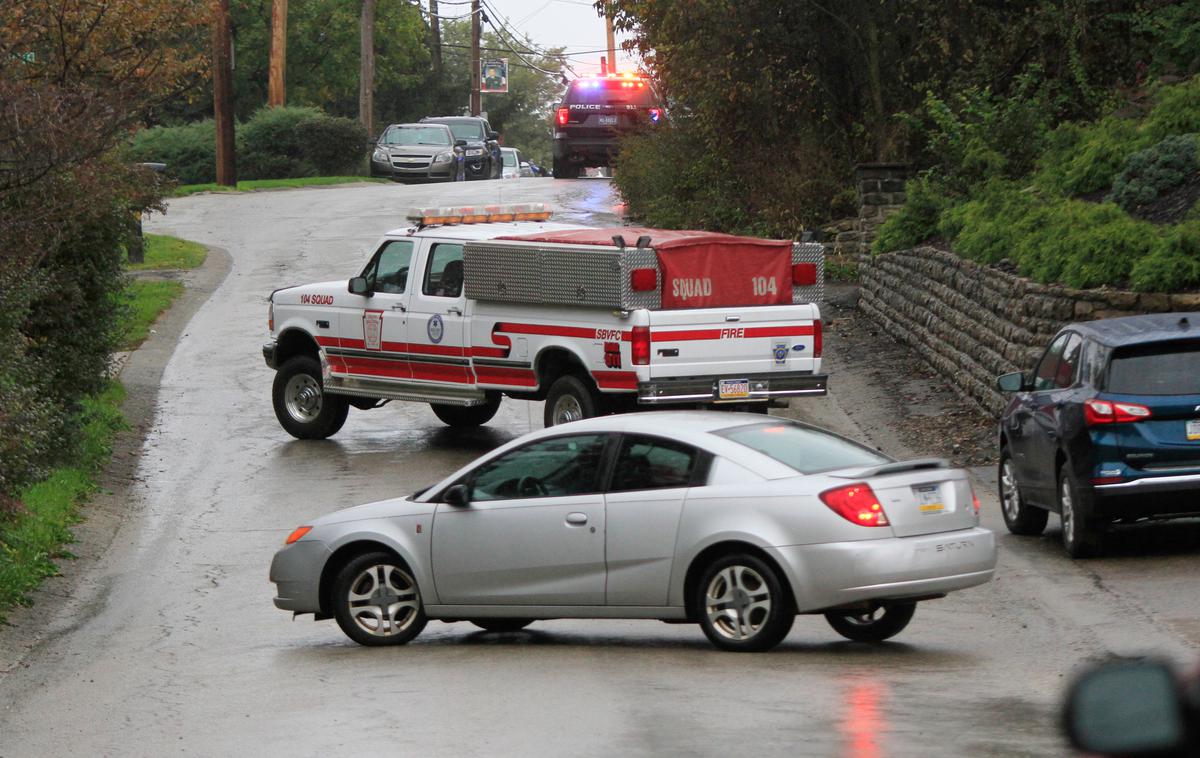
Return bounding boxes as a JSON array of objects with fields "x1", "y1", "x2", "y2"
[{"x1": 876, "y1": 75, "x2": 1200, "y2": 291}]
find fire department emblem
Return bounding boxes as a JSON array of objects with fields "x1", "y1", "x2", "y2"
[{"x1": 427, "y1": 314, "x2": 444, "y2": 344}]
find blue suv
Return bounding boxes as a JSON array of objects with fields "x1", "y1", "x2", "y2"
[{"x1": 996, "y1": 313, "x2": 1200, "y2": 557}]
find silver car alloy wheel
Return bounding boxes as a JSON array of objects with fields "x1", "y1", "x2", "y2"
[
  {"x1": 705, "y1": 565, "x2": 772, "y2": 641},
  {"x1": 1060, "y1": 477, "x2": 1076, "y2": 548},
  {"x1": 284, "y1": 373, "x2": 322, "y2": 423},
  {"x1": 1000, "y1": 460, "x2": 1021, "y2": 522},
  {"x1": 345, "y1": 563, "x2": 421, "y2": 637},
  {"x1": 551, "y1": 394, "x2": 584, "y2": 425}
]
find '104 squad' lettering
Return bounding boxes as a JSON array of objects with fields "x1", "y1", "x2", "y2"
[
  {"x1": 671, "y1": 276, "x2": 779, "y2": 301},
  {"x1": 300, "y1": 294, "x2": 334, "y2": 305}
]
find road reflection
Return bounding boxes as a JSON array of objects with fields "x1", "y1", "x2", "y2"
[{"x1": 840, "y1": 678, "x2": 887, "y2": 758}]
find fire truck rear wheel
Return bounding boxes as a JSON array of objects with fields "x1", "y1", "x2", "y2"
[
  {"x1": 272, "y1": 355, "x2": 349, "y2": 439},
  {"x1": 430, "y1": 396, "x2": 501, "y2": 427},
  {"x1": 544, "y1": 375, "x2": 597, "y2": 426}
]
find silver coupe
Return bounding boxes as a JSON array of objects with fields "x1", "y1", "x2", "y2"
[{"x1": 270, "y1": 412, "x2": 997, "y2": 652}]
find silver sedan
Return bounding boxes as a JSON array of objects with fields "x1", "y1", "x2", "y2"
[{"x1": 270, "y1": 412, "x2": 997, "y2": 652}]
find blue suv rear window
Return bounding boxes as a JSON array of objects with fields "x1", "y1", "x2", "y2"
[{"x1": 1107, "y1": 340, "x2": 1200, "y2": 395}]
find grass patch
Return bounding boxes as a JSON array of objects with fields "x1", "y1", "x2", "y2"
[
  {"x1": 172, "y1": 175, "x2": 386, "y2": 196},
  {"x1": 0, "y1": 383, "x2": 126, "y2": 622},
  {"x1": 129, "y1": 234, "x2": 207, "y2": 271},
  {"x1": 120, "y1": 279, "x2": 184, "y2": 350}
]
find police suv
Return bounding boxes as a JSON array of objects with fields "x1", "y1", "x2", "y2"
[
  {"x1": 263, "y1": 204, "x2": 827, "y2": 438},
  {"x1": 553, "y1": 73, "x2": 663, "y2": 178}
]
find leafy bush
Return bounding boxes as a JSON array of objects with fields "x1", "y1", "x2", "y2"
[
  {"x1": 127, "y1": 120, "x2": 216, "y2": 185},
  {"x1": 1143, "y1": 76, "x2": 1200, "y2": 141},
  {"x1": 940, "y1": 182, "x2": 1158, "y2": 288},
  {"x1": 238, "y1": 106, "x2": 367, "y2": 179},
  {"x1": 1035, "y1": 117, "x2": 1148, "y2": 196},
  {"x1": 873, "y1": 174, "x2": 953, "y2": 253},
  {"x1": 1108, "y1": 134, "x2": 1199, "y2": 210},
  {"x1": 1131, "y1": 222, "x2": 1200, "y2": 291}
]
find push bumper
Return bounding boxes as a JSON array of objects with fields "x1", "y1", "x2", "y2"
[
  {"x1": 269, "y1": 540, "x2": 331, "y2": 614},
  {"x1": 767, "y1": 526, "x2": 997, "y2": 612},
  {"x1": 262, "y1": 341, "x2": 277, "y2": 369},
  {"x1": 636, "y1": 373, "x2": 828, "y2": 405}
]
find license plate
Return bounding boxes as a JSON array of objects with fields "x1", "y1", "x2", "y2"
[
  {"x1": 466, "y1": 148, "x2": 484, "y2": 156},
  {"x1": 718, "y1": 378, "x2": 750, "y2": 399},
  {"x1": 1188, "y1": 419, "x2": 1200, "y2": 441},
  {"x1": 599, "y1": 115, "x2": 618, "y2": 126},
  {"x1": 915, "y1": 485, "x2": 944, "y2": 515}
]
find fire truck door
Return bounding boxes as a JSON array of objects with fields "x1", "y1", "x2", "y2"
[
  {"x1": 336, "y1": 239, "x2": 414, "y2": 381},
  {"x1": 406, "y1": 241, "x2": 471, "y2": 385}
]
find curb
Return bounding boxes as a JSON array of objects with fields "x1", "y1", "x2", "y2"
[{"x1": 0, "y1": 244, "x2": 233, "y2": 674}]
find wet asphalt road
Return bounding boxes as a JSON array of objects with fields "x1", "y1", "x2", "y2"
[{"x1": 1, "y1": 178, "x2": 1197, "y2": 757}]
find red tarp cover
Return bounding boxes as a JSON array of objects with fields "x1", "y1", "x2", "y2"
[{"x1": 495, "y1": 227, "x2": 792, "y2": 308}]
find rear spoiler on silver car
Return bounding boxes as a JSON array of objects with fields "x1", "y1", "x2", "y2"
[{"x1": 829, "y1": 458, "x2": 949, "y2": 479}]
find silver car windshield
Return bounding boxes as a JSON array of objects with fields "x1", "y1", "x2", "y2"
[
  {"x1": 382, "y1": 126, "x2": 452, "y2": 146},
  {"x1": 716, "y1": 422, "x2": 890, "y2": 474}
]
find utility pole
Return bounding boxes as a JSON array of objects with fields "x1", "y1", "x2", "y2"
[
  {"x1": 359, "y1": 0, "x2": 376, "y2": 137},
  {"x1": 213, "y1": 0, "x2": 236, "y2": 186},
  {"x1": 605, "y1": 7, "x2": 617, "y2": 75},
  {"x1": 268, "y1": 0, "x2": 286, "y2": 107},
  {"x1": 429, "y1": 0, "x2": 442, "y2": 77},
  {"x1": 470, "y1": 0, "x2": 481, "y2": 116}
]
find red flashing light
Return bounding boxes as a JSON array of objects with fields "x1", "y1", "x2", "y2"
[
  {"x1": 556, "y1": 107, "x2": 569, "y2": 126},
  {"x1": 792, "y1": 263, "x2": 817, "y2": 286},
  {"x1": 648, "y1": 107, "x2": 661, "y2": 123},
  {"x1": 820, "y1": 483, "x2": 889, "y2": 527},
  {"x1": 631, "y1": 326, "x2": 651, "y2": 365},
  {"x1": 1084, "y1": 398, "x2": 1151, "y2": 426},
  {"x1": 630, "y1": 268, "x2": 657, "y2": 292}
]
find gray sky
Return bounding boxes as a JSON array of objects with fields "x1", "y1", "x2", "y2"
[{"x1": 478, "y1": 0, "x2": 642, "y2": 78}]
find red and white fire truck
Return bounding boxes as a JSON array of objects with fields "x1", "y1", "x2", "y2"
[{"x1": 263, "y1": 203, "x2": 827, "y2": 438}]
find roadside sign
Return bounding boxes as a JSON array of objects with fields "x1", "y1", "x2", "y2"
[{"x1": 481, "y1": 59, "x2": 508, "y2": 93}]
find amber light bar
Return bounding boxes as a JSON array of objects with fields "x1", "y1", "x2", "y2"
[{"x1": 406, "y1": 203, "x2": 552, "y2": 226}]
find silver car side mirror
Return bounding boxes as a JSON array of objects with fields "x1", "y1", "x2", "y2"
[{"x1": 441, "y1": 483, "x2": 470, "y2": 506}]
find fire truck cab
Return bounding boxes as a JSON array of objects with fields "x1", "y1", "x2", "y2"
[{"x1": 263, "y1": 204, "x2": 827, "y2": 438}]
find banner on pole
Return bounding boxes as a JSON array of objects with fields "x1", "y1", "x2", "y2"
[{"x1": 481, "y1": 59, "x2": 508, "y2": 93}]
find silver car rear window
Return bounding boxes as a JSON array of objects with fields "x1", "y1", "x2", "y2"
[{"x1": 715, "y1": 422, "x2": 890, "y2": 474}]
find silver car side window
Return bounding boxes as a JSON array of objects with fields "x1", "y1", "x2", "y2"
[
  {"x1": 469, "y1": 434, "x2": 607, "y2": 501},
  {"x1": 609, "y1": 435, "x2": 698, "y2": 493}
]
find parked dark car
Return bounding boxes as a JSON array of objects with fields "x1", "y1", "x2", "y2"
[
  {"x1": 419, "y1": 116, "x2": 501, "y2": 180},
  {"x1": 996, "y1": 312, "x2": 1200, "y2": 557},
  {"x1": 370, "y1": 123, "x2": 465, "y2": 183}
]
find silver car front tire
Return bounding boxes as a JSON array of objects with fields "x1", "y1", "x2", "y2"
[
  {"x1": 695, "y1": 553, "x2": 794, "y2": 652},
  {"x1": 332, "y1": 552, "x2": 427, "y2": 646}
]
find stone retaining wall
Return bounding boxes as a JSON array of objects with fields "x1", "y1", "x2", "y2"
[{"x1": 858, "y1": 246, "x2": 1200, "y2": 416}]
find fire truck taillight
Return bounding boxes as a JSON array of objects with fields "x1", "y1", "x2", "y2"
[
  {"x1": 268, "y1": 301, "x2": 274, "y2": 332},
  {"x1": 813, "y1": 319, "x2": 823, "y2": 358},
  {"x1": 792, "y1": 263, "x2": 817, "y2": 286},
  {"x1": 630, "y1": 268, "x2": 657, "y2": 291},
  {"x1": 556, "y1": 107, "x2": 569, "y2": 126},
  {"x1": 631, "y1": 326, "x2": 651, "y2": 365}
]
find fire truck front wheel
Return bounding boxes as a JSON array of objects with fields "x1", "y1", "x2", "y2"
[
  {"x1": 272, "y1": 356, "x2": 349, "y2": 439},
  {"x1": 544, "y1": 375, "x2": 598, "y2": 427},
  {"x1": 430, "y1": 396, "x2": 501, "y2": 427}
]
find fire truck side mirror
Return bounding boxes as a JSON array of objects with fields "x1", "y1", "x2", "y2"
[
  {"x1": 348, "y1": 277, "x2": 371, "y2": 296},
  {"x1": 441, "y1": 484, "x2": 470, "y2": 507}
]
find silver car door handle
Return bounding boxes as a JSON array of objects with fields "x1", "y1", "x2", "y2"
[
  {"x1": 447, "y1": 306, "x2": 463, "y2": 316},
  {"x1": 392, "y1": 303, "x2": 406, "y2": 312},
  {"x1": 565, "y1": 512, "x2": 588, "y2": 526}
]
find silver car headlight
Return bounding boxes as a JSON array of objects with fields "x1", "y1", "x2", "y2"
[
  {"x1": 372, "y1": 148, "x2": 387, "y2": 162},
  {"x1": 433, "y1": 151, "x2": 453, "y2": 164}
]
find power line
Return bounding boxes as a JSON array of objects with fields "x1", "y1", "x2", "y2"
[{"x1": 481, "y1": 0, "x2": 579, "y2": 77}]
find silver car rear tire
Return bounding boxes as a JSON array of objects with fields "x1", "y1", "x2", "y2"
[
  {"x1": 825, "y1": 602, "x2": 915, "y2": 643},
  {"x1": 332, "y1": 552, "x2": 427, "y2": 646},
  {"x1": 695, "y1": 553, "x2": 794, "y2": 652}
]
